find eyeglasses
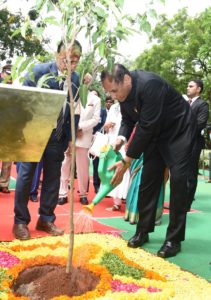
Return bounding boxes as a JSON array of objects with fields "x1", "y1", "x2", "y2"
[{"x1": 61, "y1": 57, "x2": 79, "y2": 65}]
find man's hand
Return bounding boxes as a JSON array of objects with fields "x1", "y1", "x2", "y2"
[
  {"x1": 104, "y1": 122, "x2": 115, "y2": 133},
  {"x1": 77, "y1": 128, "x2": 83, "y2": 138},
  {"x1": 108, "y1": 159, "x2": 130, "y2": 186},
  {"x1": 112, "y1": 137, "x2": 125, "y2": 152},
  {"x1": 65, "y1": 141, "x2": 72, "y2": 156}
]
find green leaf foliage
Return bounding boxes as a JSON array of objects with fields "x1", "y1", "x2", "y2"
[
  {"x1": 0, "y1": 9, "x2": 48, "y2": 61},
  {"x1": 134, "y1": 7, "x2": 211, "y2": 113}
]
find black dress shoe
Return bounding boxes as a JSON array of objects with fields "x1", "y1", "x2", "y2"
[
  {"x1": 80, "y1": 196, "x2": 88, "y2": 205},
  {"x1": 157, "y1": 241, "x2": 181, "y2": 258},
  {"x1": 127, "y1": 232, "x2": 149, "y2": 248},
  {"x1": 29, "y1": 194, "x2": 38, "y2": 202},
  {"x1": 58, "y1": 196, "x2": 68, "y2": 205}
]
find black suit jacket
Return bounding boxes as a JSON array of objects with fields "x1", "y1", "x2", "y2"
[
  {"x1": 190, "y1": 97, "x2": 209, "y2": 148},
  {"x1": 119, "y1": 70, "x2": 197, "y2": 166}
]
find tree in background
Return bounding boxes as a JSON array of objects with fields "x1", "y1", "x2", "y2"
[
  {"x1": 0, "y1": 9, "x2": 48, "y2": 62},
  {"x1": 134, "y1": 8, "x2": 211, "y2": 110}
]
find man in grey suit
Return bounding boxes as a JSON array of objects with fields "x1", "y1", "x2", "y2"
[
  {"x1": 101, "y1": 64, "x2": 197, "y2": 258},
  {"x1": 13, "y1": 40, "x2": 81, "y2": 240},
  {"x1": 186, "y1": 79, "x2": 209, "y2": 210}
]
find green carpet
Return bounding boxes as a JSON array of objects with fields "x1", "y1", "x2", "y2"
[
  {"x1": 97, "y1": 172, "x2": 211, "y2": 281},
  {"x1": 8, "y1": 177, "x2": 16, "y2": 190}
]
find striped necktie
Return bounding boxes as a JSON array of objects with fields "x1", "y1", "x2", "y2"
[
  {"x1": 55, "y1": 108, "x2": 64, "y2": 141},
  {"x1": 55, "y1": 79, "x2": 65, "y2": 141}
]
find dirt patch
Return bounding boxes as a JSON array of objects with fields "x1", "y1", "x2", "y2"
[{"x1": 12, "y1": 264, "x2": 100, "y2": 300}]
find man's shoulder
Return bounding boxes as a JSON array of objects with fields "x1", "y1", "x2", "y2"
[
  {"x1": 33, "y1": 61, "x2": 57, "y2": 74},
  {"x1": 87, "y1": 91, "x2": 101, "y2": 104},
  {"x1": 195, "y1": 97, "x2": 209, "y2": 107},
  {"x1": 134, "y1": 70, "x2": 165, "y2": 86}
]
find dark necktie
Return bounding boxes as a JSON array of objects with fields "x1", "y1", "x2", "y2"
[
  {"x1": 55, "y1": 79, "x2": 65, "y2": 141},
  {"x1": 188, "y1": 99, "x2": 192, "y2": 105}
]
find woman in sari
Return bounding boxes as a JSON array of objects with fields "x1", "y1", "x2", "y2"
[
  {"x1": 125, "y1": 155, "x2": 167, "y2": 225},
  {"x1": 124, "y1": 124, "x2": 169, "y2": 225}
]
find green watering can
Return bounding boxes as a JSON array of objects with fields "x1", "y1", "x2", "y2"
[{"x1": 82, "y1": 145, "x2": 123, "y2": 215}]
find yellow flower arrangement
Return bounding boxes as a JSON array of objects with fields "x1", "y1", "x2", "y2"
[{"x1": 0, "y1": 233, "x2": 211, "y2": 300}]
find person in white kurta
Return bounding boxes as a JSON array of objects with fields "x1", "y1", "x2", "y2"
[
  {"x1": 58, "y1": 90, "x2": 100, "y2": 205},
  {"x1": 75, "y1": 90, "x2": 101, "y2": 204},
  {"x1": 103, "y1": 102, "x2": 130, "y2": 211}
]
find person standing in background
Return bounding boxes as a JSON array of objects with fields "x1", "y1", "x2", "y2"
[
  {"x1": 58, "y1": 72, "x2": 97, "y2": 205},
  {"x1": 105, "y1": 95, "x2": 114, "y2": 113},
  {"x1": 0, "y1": 64, "x2": 13, "y2": 193},
  {"x1": 75, "y1": 88, "x2": 101, "y2": 204},
  {"x1": 186, "y1": 79, "x2": 209, "y2": 210}
]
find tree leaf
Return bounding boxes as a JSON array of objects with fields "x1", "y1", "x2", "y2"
[
  {"x1": 148, "y1": 8, "x2": 157, "y2": 19},
  {"x1": 43, "y1": 16, "x2": 59, "y2": 26},
  {"x1": 11, "y1": 28, "x2": 21, "y2": 38},
  {"x1": 37, "y1": 74, "x2": 55, "y2": 88},
  {"x1": 92, "y1": 31, "x2": 100, "y2": 44},
  {"x1": 36, "y1": 0, "x2": 46, "y2": 11},
  {"x1": 92, "y1": 6, "x2": 106, "y2": 18},
  {"x1": 18, "y1": 57, "x2": 33, "y2": 74},
  {"x1": 21, "y1": 21, "x2": 29, "y2": 38},
  {"x1": 79, "y1": 84, "x2": 88, "y2": 108},
  {"x1": 11, "y1": 56, "x2": 23, "y2": 80},
  {"x1": 99, "y1": 42, "x2": 106, "y2": 58},
  {"x1": 115, "y1": 0, "x2": 125, "y2": 9},
  {"x1": 107, "y1": 56, "x2": 115, "y2": 73}
]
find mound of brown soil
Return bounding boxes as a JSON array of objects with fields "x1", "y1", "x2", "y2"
[{"x1": 12, "y1": 264, "x2": 100, "y2": 300}]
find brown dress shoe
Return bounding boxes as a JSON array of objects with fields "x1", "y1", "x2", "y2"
[
  {"x1": 36, "y1": 219, "x2": 64, "y2": 236},
  {"x1": 0, "y1": 186, "x2": 10, "y2": 193},
  {"x1": 13, "y1": 224, "x2": 30, "y2": 240}
]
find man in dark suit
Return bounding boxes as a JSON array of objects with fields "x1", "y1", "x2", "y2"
[
  {"x1": 101, "y1": 64, "x2": 197, "y2": 258},
  {"x1": 13, "y1": 40, "x2": 82, "y2": 240},
  {"x1": 186, "y1": 79, "x2": 209, "y2": 210}
]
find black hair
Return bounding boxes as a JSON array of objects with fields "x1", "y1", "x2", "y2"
[
  {"x1": 190, "y1": 79, "x2": 204, "y2": 93},
  {"x1": 2, "y1": 64, "x2": 12, "y2": 72},
  {"x1": 57, "y1": 40, "x2": 82, "y2": 54},
  {"x1": 105, "y1": 95, "x2": 114, "y2": 102},
  {"x1": 101, "y1": 63, "x2": 131, "y2": 84},
  {"x1": 89, "y1": 89, "x2": 100, "y2": 97}
]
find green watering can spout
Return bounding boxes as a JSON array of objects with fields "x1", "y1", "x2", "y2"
[{"x1": 82, "y1": 145, "x2": 122, "y2": 215}]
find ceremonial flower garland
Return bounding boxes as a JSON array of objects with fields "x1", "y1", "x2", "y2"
[{"x1": 0, "y1": 233, "x2": 211, "y2": 299}]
